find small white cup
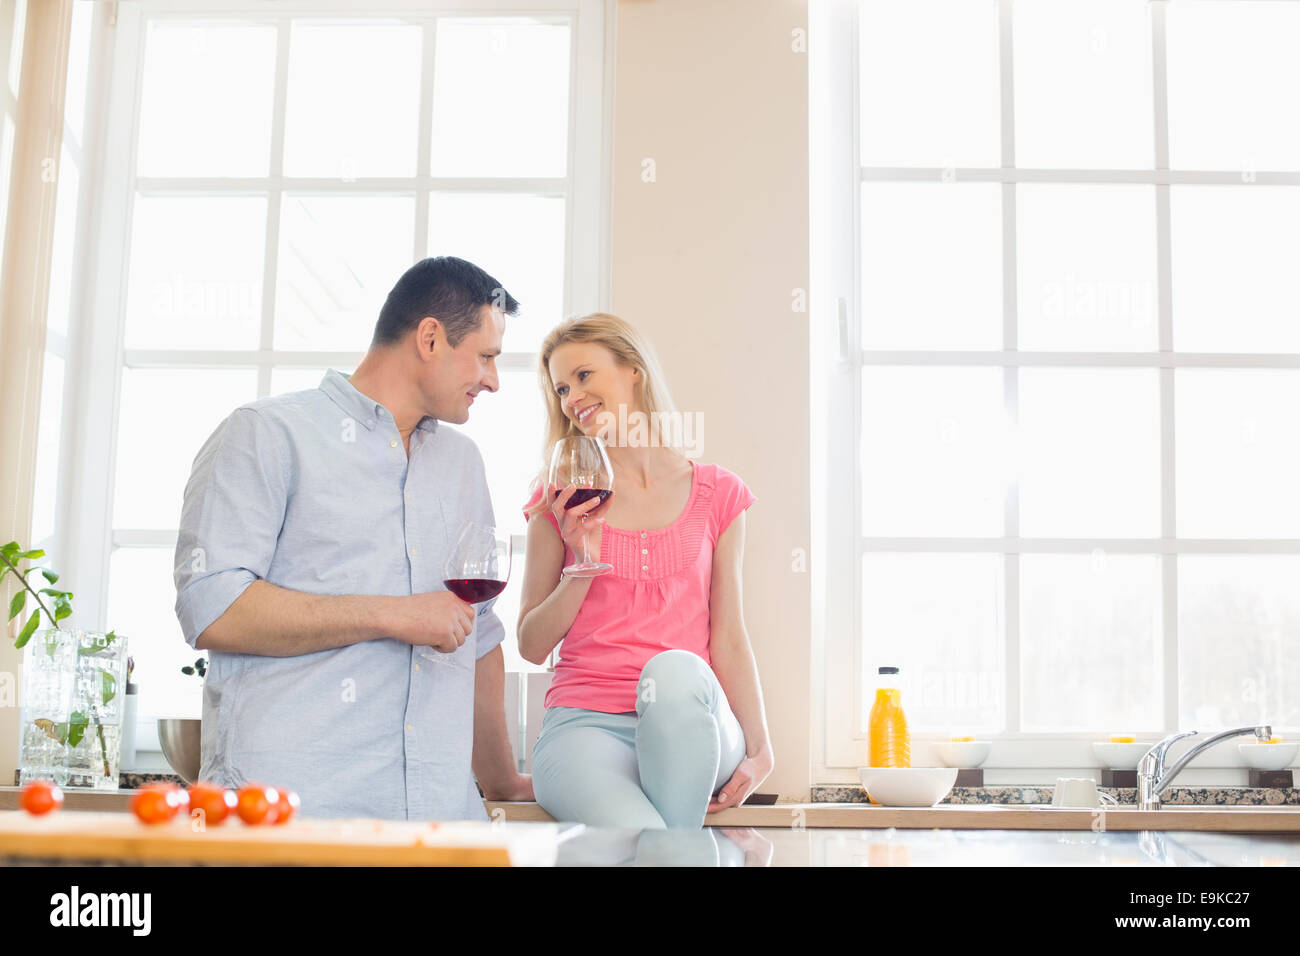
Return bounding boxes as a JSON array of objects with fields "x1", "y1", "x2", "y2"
[{"x1": 1051, "y1": 777, "x2": 1119, "y2": 809}]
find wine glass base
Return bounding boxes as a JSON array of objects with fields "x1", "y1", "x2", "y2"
[{"x1": 563, "y1": 562, "x2": 613, "y2": 578}]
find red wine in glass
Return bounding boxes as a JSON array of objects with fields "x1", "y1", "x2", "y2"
[
  {"x1": 441, "y1": 522, "x2": 511, "y2": 605},
  {"x1": 549, "y1": 435, "x2": 615, "y2": 577},
  {"x1": 555, "y1": 488, "x2": 612, "y2": 509},
  {"x1": 442, "y1": 578, "x2": 507, "y2": 603}
]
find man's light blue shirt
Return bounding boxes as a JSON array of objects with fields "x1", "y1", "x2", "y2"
[{"x1": 173, "y1": 369, "x2": 503, "y2": 821}]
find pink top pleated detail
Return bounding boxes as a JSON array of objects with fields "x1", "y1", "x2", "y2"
[{"x1": 522, "y1": 461, "x2": 756, "y2": 714}]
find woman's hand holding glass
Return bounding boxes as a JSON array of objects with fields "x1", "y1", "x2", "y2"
[
  {"x1": 549, "y1": 481, "x2": 615, "y2": 568},
  {"x1": 548, "y1": 436, "x2": 615, "y2": 577}
]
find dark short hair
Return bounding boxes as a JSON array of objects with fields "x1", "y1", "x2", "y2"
[{"x1": 372, "y1": 256, "x2": 519, "y2": 348}]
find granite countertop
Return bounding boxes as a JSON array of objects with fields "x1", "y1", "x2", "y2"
[{"x1": 812, "y1": 784, "x2": 1300, "y2": 806}]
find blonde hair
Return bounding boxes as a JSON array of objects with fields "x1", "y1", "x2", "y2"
[{"x1": 525, "y1": 312, "x2": 680, "y2": 518}]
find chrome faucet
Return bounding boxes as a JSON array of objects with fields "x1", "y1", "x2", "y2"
[{"x1": 1137, "y1": 725, "x2": 1272, "y2": 810}]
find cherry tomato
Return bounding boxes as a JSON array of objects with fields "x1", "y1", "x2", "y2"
[
  {"x1": 21, "y1": 780, "x2": 64, "y2": 816},
  {"x1": 236, "y1": 783, "x2": 280, "y2": 825},
  {"x1": 186, "y1": 782, "x2": 237, "y2": 826},
  {"x1": 131, "y1": 783, "x2": 189, "y2": 825},
  {"x1": 270, "y1": 787, "x2": 300, "y2": 825}
]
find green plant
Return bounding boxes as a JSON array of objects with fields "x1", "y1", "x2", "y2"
[
  {"x1": 3, "y1": 540, "x2": 119, "y2": 778},
  {"x1": 0, "y1": 541, "x2": 73, "y2": 649}
]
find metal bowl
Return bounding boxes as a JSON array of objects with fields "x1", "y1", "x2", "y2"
[{"x1": 157, "y1": 718, "x2": 202, "y2": 784}]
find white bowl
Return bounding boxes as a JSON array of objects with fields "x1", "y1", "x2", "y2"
[
  {"x1": 1091, "y1": 741, "x2": 1153, "y2": 770},
  {"x1": 934, "y1": 741, "x2": 990, "y2": 769},
  {"x1": 857, "y1": 767, "x2": 958, "y2": 807},
  {"x1": 1238, "y1": 742, "x2": 1298, "y2": 771}
]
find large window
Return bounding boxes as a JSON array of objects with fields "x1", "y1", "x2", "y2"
[
  {"x1": 52, "y1": 0, "x2": 608, "y2": 756},
  {"x1": 814, "y1": 0, "x2": 1300, "y2": 780}
]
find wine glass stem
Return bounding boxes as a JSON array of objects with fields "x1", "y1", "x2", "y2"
[{"x1": 580, "y1": 516, "x2": 591, "y2": 564}]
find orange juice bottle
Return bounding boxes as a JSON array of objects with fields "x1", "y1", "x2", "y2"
[{"x1": 868, "y1": 666, "x2": 910, "y2": 768}]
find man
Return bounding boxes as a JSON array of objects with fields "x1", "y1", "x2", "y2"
[{"x1": 173, "y1": 256, "x2": 532, "y2": 820}]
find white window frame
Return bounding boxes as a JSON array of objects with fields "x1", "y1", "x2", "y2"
[
  {"x1": 813, "y1": 0, "x2": 1300, "y2": 784},
  {"x1": 0, "y1": 0, "x2": 26, "y2": 291},
  {"x1": 62, "y1": 0, "x2": 612, "y2": 755}
]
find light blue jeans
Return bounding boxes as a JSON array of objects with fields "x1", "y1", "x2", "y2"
[{"x1": 532, "y1": 649, "x2": 747, "y2": 830}]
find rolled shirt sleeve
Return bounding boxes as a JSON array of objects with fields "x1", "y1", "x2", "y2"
[{"x1": 174, "y1": 407, "x2": 288, "y2": 647}]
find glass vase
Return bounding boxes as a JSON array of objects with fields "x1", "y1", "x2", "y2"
[{"x1": 19, "y1": 629, "x2": 127, "y2": 790}]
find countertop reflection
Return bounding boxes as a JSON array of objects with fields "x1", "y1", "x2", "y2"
[{"x1": 555, "y1": 826, "x2": 1300, "y2": 867}]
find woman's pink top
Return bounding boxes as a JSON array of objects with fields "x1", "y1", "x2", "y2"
[{"x1": 522, "y1": 461, "x2": 756, "y2": 714}]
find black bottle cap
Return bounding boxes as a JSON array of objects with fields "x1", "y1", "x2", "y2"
[{"x1": 878, "y1": 666, "x2": 899, "y2": 675}]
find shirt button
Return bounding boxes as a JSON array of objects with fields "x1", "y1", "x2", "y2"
[
  {"x1": 640, "y1": 532, "x2": 647, "y2": 539},
  {"x1": 405, "y1": 491, "x2": 412, "y2": 501},
  {"x1": 641, "y1": 548, "x2": 648, "y2": 555},
  {"x1": 642, "y1": 565, "x2": 649, "y2": 572},
  {"x1": 390, "y1": 439, "x2": 398, "y2": 448},
  {"x1": 405, "y1": 723, "x2": 413, "y2": 732},
  {"x1": 409, "y1": 547, "x2": 418, "y2": 557},
  {"x1": 413, "y1": 663, "x2": 420, "y2": 672}
]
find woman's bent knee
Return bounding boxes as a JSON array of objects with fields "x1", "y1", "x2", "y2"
[{"x1": 636, "y1": 649, "x2": 715, "y2": 716}]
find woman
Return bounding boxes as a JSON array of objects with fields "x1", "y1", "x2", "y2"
[{"x1": 517, "y1": 312, "x2": 774, "y2": 829}]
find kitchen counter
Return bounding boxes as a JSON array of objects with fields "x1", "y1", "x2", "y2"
[
  {"x1": 11, "y1": 789, "x2": 1300, "y2": 832},
  {"x1": 556, "y1": 825, "x2": 1300, "y2": 866},
  {"x1": 487, "y1": 800, "x2": 1300, "y2": 831},
  {"x1": 2, "y1": 817, "x2": 1295, "y2": 866}
]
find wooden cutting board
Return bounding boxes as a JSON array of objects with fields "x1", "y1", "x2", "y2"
[{"x1": 0, "y1": 810, "x2": 563, "y2": 866}]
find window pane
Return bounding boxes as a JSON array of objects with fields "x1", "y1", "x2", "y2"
[
  {"x1": 1020, "y1": 554, "x2": 1161, "y2": 732},
  {"x1": 137, "y1": 21, "x2": 275, "y2": 177},
  {"x1": 1019, "y1": 369, "x2": 1160, "y2": 538},
  {"x1": 125, "y1": 196, "x2": 265, "y2": 350},
  {"x1": 108, "y1": 548, "x2": 201, "y2": 721},
  {"x1": 1016, "y1": 184, "x2": 1157, "y2": 351},
  {"x1": 31, "y1": 353, "x2": 63, "y2": 546},
  {"x1": 1171, "y1": 185, "x2": 1300, "y2": 353},
  {"x1": 270, "y1": 366, "x2": 334, "y2": 396},
  {"x1": 0, "y1": 114, "x2": 14, "y2": 273},
  {"x1": 113, "y1": 368, "x2": 257, "y2": 529},
  {"x1": 430, "y1": 19, "x2": 570, "y2": 178},
  {"x1": 1179, "y1": 555, "x2": 1300, "y2": 731},
  {"x1": 861, "y1": 367, "x2": 1005, "y2": 536},
  {"x1": 858, "y1": 0, "x2": 1000, "y2": 168},
  {"x1": 860, "y1": 182, "x2": 1002, "y2": 350},
  {"x1": 427, "y1": 193, "x2": 564, "y2": 355},
  {"x1": 7, "y1": 0, "x2": 25, "y2": 98},
  {"x1": 860, "y1": 554, "x2": 1004, "y2": 734},
  {"x1": 1176, "y1": 370, "x2": 1300, "y2": 539},
  {"x1": 1013, "y1": 0, "x2": 1153, "y2": 169},
  {"x1": 273, "y1": 194, "x2": 414, "y2": 351},
  {"x1": 46, "y1": 142, "x2": 78, "y2": 338},
  {"x1": 283, "y1": 20, "x2": 421, "y2": 179},
  {"x1": 63, "y1": 0, "x2": 93, "y2": 145},
  {"x1": 1167, "y1": 1, "x2": 1300, "y2": 172},
  {"x1": 460, "y1": 367, "x2": 547, "y2": 538}
]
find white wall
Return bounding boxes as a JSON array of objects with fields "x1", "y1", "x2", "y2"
[{"x1": 611, "y1": 0, "x2": 811, "y2": 799}]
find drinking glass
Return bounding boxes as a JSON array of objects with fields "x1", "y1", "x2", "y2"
[
  {"x1": 549, "y1": 435, "x2": 614, "y2": 577},
  {"x1": 417, "y1": 522, "x2": 511, "y2": 669}
]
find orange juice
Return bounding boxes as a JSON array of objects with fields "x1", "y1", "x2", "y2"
[{"x1": 868, "y1": 666, "x2": 910, "y2": 768}]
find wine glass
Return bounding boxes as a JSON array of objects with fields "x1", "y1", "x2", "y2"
[
  {"x1": 442, "y1": 521, "x2": 512, "y2": 603},
  {"x1": 549, "y1": 435, "x2": 614, "y2": 577},
  {"x1": 419, "y1": 522, "x2": 512, "y2": 669}
]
